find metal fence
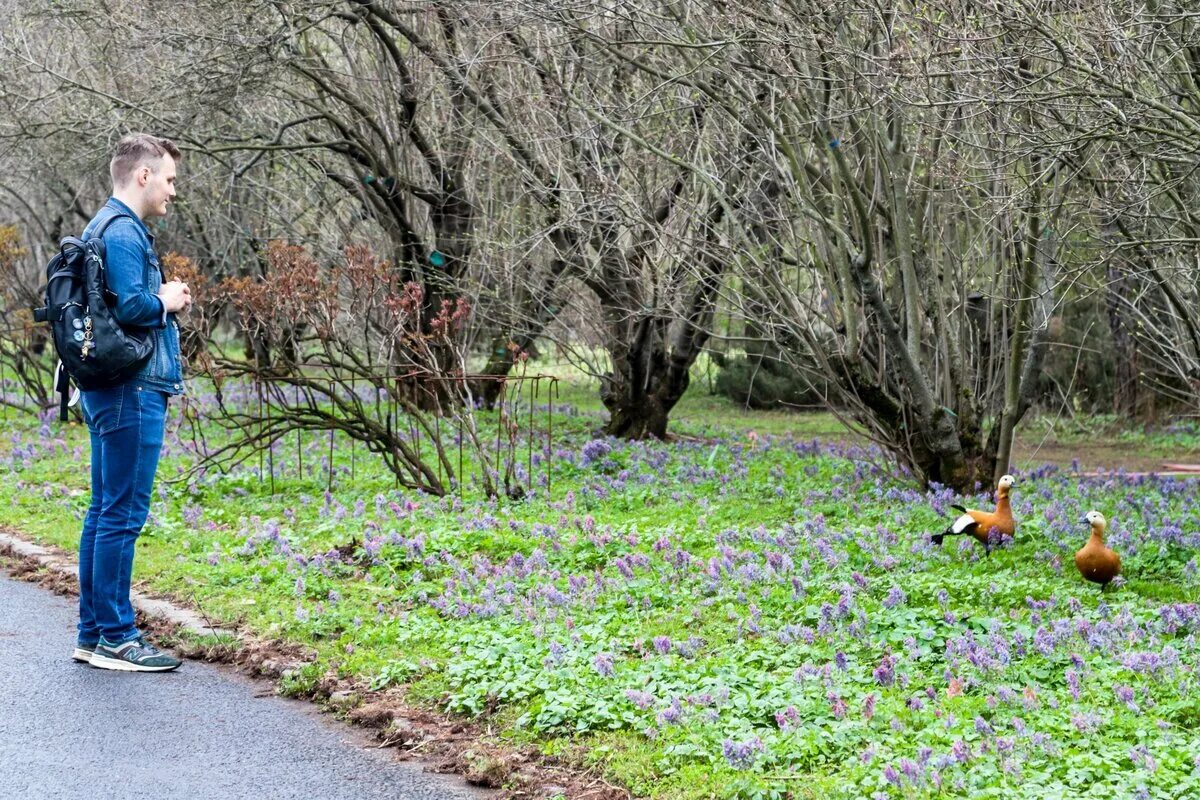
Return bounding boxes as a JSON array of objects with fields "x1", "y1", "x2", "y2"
[{"x1": 176, "y1": 368, "x2": 561, "y2": 500}]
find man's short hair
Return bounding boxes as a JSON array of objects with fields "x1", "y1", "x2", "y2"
[{"x1": 110, "y1": 133, "x2": 182, "y2": 187}]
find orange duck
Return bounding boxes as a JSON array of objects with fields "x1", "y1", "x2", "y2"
[
  {"x1": 1075, "y1": 511, "x2": 1121, "y2": 590},
  {"x1": 931, "y1": 474, "x2": 1016, "y2": 556}
]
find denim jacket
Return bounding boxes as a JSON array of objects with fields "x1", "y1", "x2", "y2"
[{"x1": 81, "y1": 198, "x2": 184, "y2": 395}]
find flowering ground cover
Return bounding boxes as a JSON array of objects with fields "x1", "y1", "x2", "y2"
[{"x1": 1, "y1": 385, "x2": 1198, "y2": 799}]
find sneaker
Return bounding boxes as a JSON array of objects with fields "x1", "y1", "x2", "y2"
[
  {"x1": 72, "y1": 642, "x2": 98, "y2": 663},
  {"x1": 89, "y1": 636, "x2": 182, "y2": 672}
]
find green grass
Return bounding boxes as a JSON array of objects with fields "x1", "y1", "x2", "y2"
[
  {"x1": 1, "y1": 369, "x2": 1199, "y2": 799},
  {"x1": 1019, "y1": 413, "x2": 1200, "y2": 455}
]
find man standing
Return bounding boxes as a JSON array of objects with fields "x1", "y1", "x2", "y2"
[{"x1": 74, "y1": 133, "x2": 192, "y2": 672}]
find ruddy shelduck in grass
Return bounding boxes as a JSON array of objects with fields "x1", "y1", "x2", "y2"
[{"x1": 931, "y1": 474, "x2": 1016, "y2": 557}]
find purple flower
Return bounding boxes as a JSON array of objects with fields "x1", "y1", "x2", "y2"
[
  {"x1": 592, "y1": 652, "x2": 614, "y2": 677},
  {"x1": 722, "y1": 737, "x2": 763, "y2": 769},
  {"x1": 653, "y1": 636, "x2": 672, "y2": 655},
  {"x1": 775, "y1": 705, "x2": 800, "y2": 729},
  {"x1": 1066, "y1": 669, "x2": 1080, "y2": 701},
  {"x1": 657, "y1": 698, "x2": 683, "y2": 725},
  {"x1": 874, "y1": 653, "x2": 896, "y2": 687},
  {"x1": 580, "y1": 439, "x2": 612, "y2": 466},
  {"x1": 827, "y1": 692, "x2": 848, "y2": 719},
  {"x1": 1034, "y1": 626, "x2": 1055, "y2": 656},
  {"x1": 614, "y1": 557, "x2": 635, "y2": 580},
  {"x1": 1115, "y1": 685, "x2": 1140, "y2": 713},
  {"x1": 883, "y1": 586, "x2": 906, "y2": 608},
  {"x1": 1129, "y1": 745, "x2": 1158, "y2": 772},
  {"x1": 625, "y1": 689, "x2": 655, "y2": 710}
]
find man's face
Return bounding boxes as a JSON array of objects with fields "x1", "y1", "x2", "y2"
[{"x1": 137, "y1": 154, "x2": 177, "y2": 218}]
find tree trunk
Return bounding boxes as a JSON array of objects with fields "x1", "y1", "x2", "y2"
[
  {"x1": 993, "y1": 164, "x2": 1044, "y2": 486},
  {"x1": 1105, "y1": 261, "x2": 1141, "y2": 418},
  {"x1": 600, "y1": 333, "x2": 685, "y2": 439},
  {"x1": 602, "y1": 392, "x2": 674, "y2": 439}
]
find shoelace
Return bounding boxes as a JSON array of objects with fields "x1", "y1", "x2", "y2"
[{"x1": 129, "y1": 638, "x2": 163, "y2": 657}]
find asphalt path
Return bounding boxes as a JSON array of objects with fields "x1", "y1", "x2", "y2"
[{"x1": 0, "y1": 570, "x2": 486, "y2": 800}]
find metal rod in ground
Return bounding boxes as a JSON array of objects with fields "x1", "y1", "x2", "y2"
[
  {"x1": 374, "y1": 376, "x2": 383, "y2": 433},
  {"x1": 350, "y1": 376, "x2": 356, "y2": 483},
  {"x1": 407, "y1": 390, "x2": 419, "y2": 492},
  {"x1": 432, "y1": 381, "x2": 445, "y2": 492},
  {"x1": 547, "y1": 378, "x2": 557, "y2": 499},
  {"x1": 296, "y1": 384, "x2": 302, "y2": 480},
  {"x1": 267, "y1": 381, "x2": 275, "y2": 497},
  {"x1": 529, "y1": 376, "x2": 535, "y2": 496},
  {"x1": 390, "y1": 381, "x2": 399, "y2": 490},
  {"x1": 496, "y1": 380, "x2": 504, "y2": 494},
  {"x1": 327, "y1": 379, "x2": 335, "y2": 493},
  {"x1": 513, "y1": 376, "x2": 521, "y2": 492},
  {"x1": 257, "y1": 378, "x2": 265, "y2": 490}
]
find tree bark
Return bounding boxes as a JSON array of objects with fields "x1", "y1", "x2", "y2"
[{"x1": 1105, "y1": 260, "x2": 1141, "y2": 418}]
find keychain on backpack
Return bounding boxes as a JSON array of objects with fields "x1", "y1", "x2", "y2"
[{"x1": 80, "y1": 315, "x2": 93, "y2": 358}]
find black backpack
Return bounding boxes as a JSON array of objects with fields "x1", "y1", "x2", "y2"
[{"x1": 33, "y1": 212, "x2": 154, "y2": 420}]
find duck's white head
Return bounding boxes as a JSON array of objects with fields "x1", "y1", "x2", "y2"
[
  {"x1": 1085, "y1": 510, "x2": 1107, "y2": 531},
  {"x1": 997, "y1": 474, "x2": 1015, "y2": 495}
]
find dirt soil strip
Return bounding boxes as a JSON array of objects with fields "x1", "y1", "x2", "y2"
[
  {"x1": 1012, "y1": 441, "x2": 1200, "y2": 476},
  {"x1": 0, "y1": 527, "x2": 632, "y2": 800}
]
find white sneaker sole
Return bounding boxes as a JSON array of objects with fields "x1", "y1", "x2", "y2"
[
  {"x1": 88, "y1": 651, "x2": 181, "y2": 672},
  {"x1": 72, "y1": 647, "x2": 94, "y2": 663}
]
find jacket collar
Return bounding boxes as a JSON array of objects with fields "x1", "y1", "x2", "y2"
[{"x1": 105, "y1": 197, "x2": 154, "y2": 241}]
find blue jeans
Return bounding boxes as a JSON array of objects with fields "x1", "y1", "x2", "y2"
[{"x1": 78, "y1": 382, "x2": 168, "y2": 644}]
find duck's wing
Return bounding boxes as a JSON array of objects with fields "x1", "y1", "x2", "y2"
[{"x1": 950, "y1": 513, "x2": 979, "y2": 535}]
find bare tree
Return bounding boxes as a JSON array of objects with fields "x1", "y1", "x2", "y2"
[{"x1": 3, "y1": 0, "x2": 1198, "y2": 483}]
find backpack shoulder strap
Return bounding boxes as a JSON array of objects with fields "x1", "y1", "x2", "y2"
[
  {"x1": 85, "y1": 210, "x2": 136, "y2": 245},
  {"x1": 84, "y1": 210, "x2": 140, "y2": 305}
]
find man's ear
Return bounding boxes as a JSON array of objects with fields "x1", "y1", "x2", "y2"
[{"x1": 138, "y1": 166, "x2": 151, "y2": 187}]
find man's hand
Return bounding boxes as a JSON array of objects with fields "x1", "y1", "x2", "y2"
[{"x1": 159, "y1": 280, "x2": 192, "y2": 313}]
